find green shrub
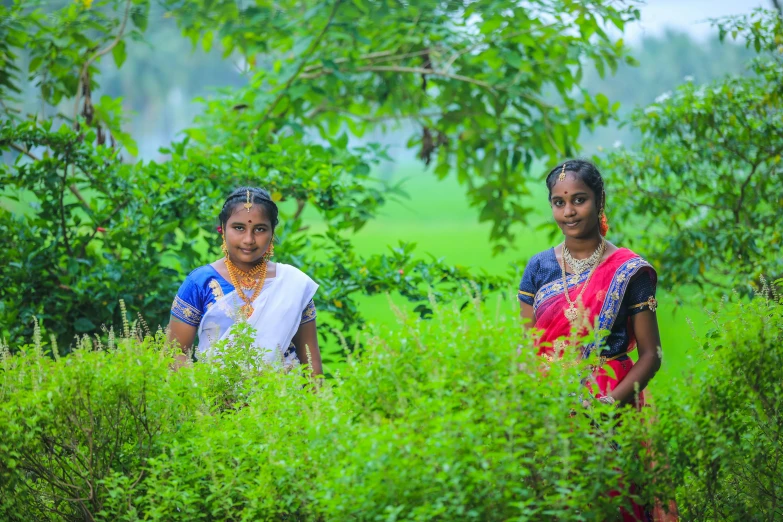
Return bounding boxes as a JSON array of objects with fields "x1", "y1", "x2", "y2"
[
  {"x1": 648, "y1": 285, "x2": 783, "y2": 521},
  {"x1": 1, "y1": 295, "x2": 662, "y2": 521}
]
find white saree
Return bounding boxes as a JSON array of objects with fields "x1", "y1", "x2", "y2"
[{"x1": 196, "y1": 263, "x2": 318, "y2": 368}]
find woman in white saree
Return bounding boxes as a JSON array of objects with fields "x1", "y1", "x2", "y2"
[{"x1": 167, "y1": 187, "x2": 322, "y2": 374}]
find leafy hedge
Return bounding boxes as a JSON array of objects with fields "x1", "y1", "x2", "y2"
[{"x1": 1, "y1": 291, "x2": 780, "y2": 521}]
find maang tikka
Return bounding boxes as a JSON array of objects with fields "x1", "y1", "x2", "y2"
[
  {"x1": 558, "y1": 163, "x2": 567, "y2": 182},
  {"x1": 243, "y1": 189, "x2": 253, "y2": 213}
]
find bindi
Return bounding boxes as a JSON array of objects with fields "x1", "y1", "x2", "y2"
[{"x1": 248, "y1": 220, "x2": 252, "y2": 223}]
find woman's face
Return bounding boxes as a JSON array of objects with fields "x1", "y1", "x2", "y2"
[
  {"x1": 224, "y1": 204, "x2": 273, "y2": 266},
  {"x1": 549, "y1": 173, "x2": 600, "y2": 240}
]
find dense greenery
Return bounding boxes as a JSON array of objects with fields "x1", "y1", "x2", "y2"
[
  {"x1": 606, "y1": 9, "x2": 783, "y2": 295},
  {"x1": 2, "y1": 289, "x2": 780, "y2": 520},
  {"x1": 649, "y1": 283, "x2": 783, "y2": 520}
]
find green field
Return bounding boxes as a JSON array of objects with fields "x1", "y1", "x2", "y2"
[{"x1": 304, "y1": 163, "x2": 710, "y2": 391}]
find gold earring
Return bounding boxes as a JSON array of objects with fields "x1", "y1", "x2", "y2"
[
  {"x1": 221, "y1": 234, "x2": 229, "y2": 258},
  {"x1": 263, "y1": 242, "x2": 274, "y2": 261}
]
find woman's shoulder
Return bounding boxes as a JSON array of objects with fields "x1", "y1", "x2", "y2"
[
  {"x1": 183, "y1": 264, "x2": 221, "y2": 287},
  {"x1": 526, "y1": 248, "x2": 557, "y2": 269},
  {"x1": 610, "y1": 247, "x2": 655, "y2": 269},
  {"x1": 275, "y1": 263, "x2": 317, "y2": 284}
]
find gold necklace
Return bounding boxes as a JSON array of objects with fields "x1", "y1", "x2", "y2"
[
  {"x1": 560, "y1": 239, "x2": 605, "y2": 321},
  {"x1": 563, "y1": 241, "x2": 604, "y2": 275},
  {"x1": 225, "y1": 257, "x2": 268, "y2": 318}
]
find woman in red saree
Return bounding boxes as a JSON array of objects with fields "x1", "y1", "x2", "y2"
[{"x1": 518, "y1": 160, "x2": 676, "y2": 521}]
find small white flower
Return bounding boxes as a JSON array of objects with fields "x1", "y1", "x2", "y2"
[
  {"x1": 613, "y1": 140, "x2": 622, "y2": 148},
  {"x1": 654, "y1": 91, "x2": 672, "y2": 103},
  {"x1": 683, "y1": 75, "x2": 694, "y2": 82}
]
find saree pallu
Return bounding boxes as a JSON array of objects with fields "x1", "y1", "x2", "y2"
[
  {"x1": 196, "y1": 263, "x2": 318, "y2": 368},
  {"x1": 531, "y1": 248, "x2": 677, "y2": 521}
]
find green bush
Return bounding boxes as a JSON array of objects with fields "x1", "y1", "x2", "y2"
[
  {"x1": 648, "y1": 284, "x2": 783, "y2": 521},
  {"x1": 5, "y1": 291, "x2": 780, "y2": 520},
  {"x1": 0, "y1": 295, "x2": 660, "y2": 521}
]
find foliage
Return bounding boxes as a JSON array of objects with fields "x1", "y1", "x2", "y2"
[
  {"x1": 0, "y1": 295, "x2": 660, "y2": 521},
  {"x1": 581, "y1": 28, "x2": 755, "y2": 152},
  {"x1": 159, "y1": 0, "x2": 641, "y2": 248},
  {"x1": 0, "y1": 0, "x2": 516, "y2": 349},
  {"x1": 605, "y1": 9, "x2": 783, "y2": 295},
  {"x1": 647, "y1": 282, "x2": 783, "y2": 520}
]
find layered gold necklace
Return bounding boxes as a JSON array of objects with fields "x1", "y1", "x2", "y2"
[
  {"x1": 560, "y1": 239, "x2": 605, "y2": 321},
  {"x1": 224, "y1": 256, "x2": 268, "y2": 318}
]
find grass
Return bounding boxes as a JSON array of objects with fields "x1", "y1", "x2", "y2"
[{"x1": 303, "y1": 162, "x2": 710, "y2": 391}]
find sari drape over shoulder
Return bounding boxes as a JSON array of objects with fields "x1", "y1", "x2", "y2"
[
  {"x1": 533, "y1": 248, "x2": 656, "y2": 361},
  {"x1": 172, "y1": 263, "x2": 318, "y2": 368}
]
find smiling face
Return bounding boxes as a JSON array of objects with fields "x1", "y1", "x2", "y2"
[
  {"x1": 223, "y1": 204, "x2": 273, "y2": 268},
  {"x1": 549, "y1": 173, "x2": 602, "y2": 239}
]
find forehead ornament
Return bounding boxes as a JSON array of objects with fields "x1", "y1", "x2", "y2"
[
  {"x1": 243, "y1": 189, "x2": 253, "y2": 213},
  {"x1": 558, "y1": 163, "x2": 567, "y2": 182}
]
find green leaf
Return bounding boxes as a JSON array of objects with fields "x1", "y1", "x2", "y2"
[
  {"x1": 112, "y1": 40, "x2": 127, "y2": 68},
  {"x1": 131, "y1": 4, "x2": 149, "y2": 32},
  {"x1": 74, "y1": 317, "x2": 96, "y2": 333}
]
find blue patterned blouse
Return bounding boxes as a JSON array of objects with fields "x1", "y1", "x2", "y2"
[
  {"x1": 170, "y1": 265, "x2": 317, "y2": 359},
  {"x1": 518, "y1": 248, "x2": 656, "y2": 359}
]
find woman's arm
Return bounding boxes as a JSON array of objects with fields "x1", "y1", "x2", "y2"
[
  {"x1": 167, "y1": 316, "x2": 197, "y2": 369},
  {"x1": 607, "y1": 310, "x2": 662, "y2": 406},
  {"x1": 291, "y1": 319, "x2": 323, "y2": 377},
  {"x1": 520, "y1": 302, "x2": 535, "y2": 330}
]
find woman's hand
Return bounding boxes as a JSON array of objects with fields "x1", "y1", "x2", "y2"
[
  {"x1": 608, "y1": 310, "x2": 662, "y2": 406},
  {"x1": 167, "y1": 316, "x2": 197, "y2": 370}
]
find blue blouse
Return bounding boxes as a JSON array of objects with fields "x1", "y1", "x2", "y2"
[
  {"x1": 170, "y1": 265, "x2": 317, "y2": 358},
  {"x1": 518, "y1": 248, "x2": 656, "y2": 359}
]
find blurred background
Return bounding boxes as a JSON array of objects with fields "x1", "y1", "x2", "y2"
[{"x1": 1, "y1": 0, "x2": 776, "y2": 386}]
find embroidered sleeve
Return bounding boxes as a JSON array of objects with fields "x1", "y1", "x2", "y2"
[
  {"x1": 518, "y1": 257, "x2": 538, "y2": 305},
  {"x1": 171, "y1": 276, "x2": 204, "y2": 327},
  {"x1": 300, "y1": 299, "x2": 317, "y2": 324},
  {"x1": 625, "y1": 270, "x2": 657, "y2": 315}
]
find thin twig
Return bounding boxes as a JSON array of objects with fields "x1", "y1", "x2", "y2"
[
  {"x1": 735, "y1": 162, "x2": 760, "y2": 223},
  {"x1": 444, "y1": 22, "x2": 562, "y2": 70},
  {"x1": 72, "y1": 0, "x2": 132, "y2": 126},
  {"x1": 302, "y1": 65, "x2": 495, "y2": 90},
  {"x1": 246, "y1": 0, "x2": 343, "y2": 146},
  {"x1": 7, "y1": 142, "x2": 93, "y2": 209},
  {"x1": 302, "y1": 48, "x2": 433, "y2": 73}
]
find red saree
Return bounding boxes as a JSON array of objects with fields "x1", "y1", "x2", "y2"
[
  {"x1": 530, "y1": 248, "x2": 677, "y2": 521},
  {"x1": 532, "y1": 248, "x2": 654, "y2": 401}
]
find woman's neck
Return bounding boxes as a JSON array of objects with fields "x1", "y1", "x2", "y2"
[
  {"x1": 563, "y1": 234, "x2": 603, "y2": 259},
  {"x1": 227, "y1": 257, "x2": 265, "y2": 273}
]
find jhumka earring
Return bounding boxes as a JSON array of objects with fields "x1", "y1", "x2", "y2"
[
  {"x1": 558, "y1": 163, "x2": 567, "y2": 182},
  {"x1": 263, "y1": 242, "x2": 275, "y2": 261},
  {"x1": 221, "y1": 232, "x2": 229, "y2": 258},
  {"x1": 243, "y1": 189, "x2": 253, "y2": 213}
]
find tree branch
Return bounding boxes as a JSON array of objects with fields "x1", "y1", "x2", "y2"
[
  {"x1": 246, "y1": 0, "x2": 343, "y2": 145},
  {"x1": 302, "y1": 48, "x2": 434, "y2": 74},
  {"x1": 734, "y1": 162, "x2": 760, "y2": 223},
  {"x1": 7, "y1": 142, "x2": 92, "y2": 210},
  {"x1": 302, "y1": 65, "x2": 495, "y2": 91},
  {"x1": 59, "y1": 171, "x2": 73, "y2": 256},
  {"x1": 293, "y1": 198, "x2": 307, "y2": 221},
  {"x1": 72, "y1": 0, "x2": 132, "y2": 126},
  {"x1": 443, "y1": 21, "x2": 563, "y2": 70}
]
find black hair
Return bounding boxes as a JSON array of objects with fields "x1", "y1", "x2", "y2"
[
  {"x1": 218, "y1": 186, "x2": 279, "y2": 229},
  {"x1": 545, "y1": 159, "x2": 606, "y2": 210}
]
